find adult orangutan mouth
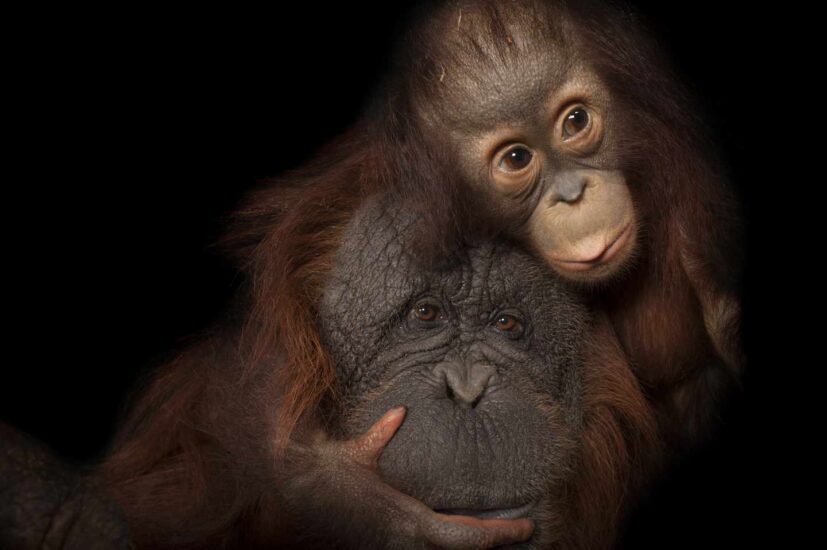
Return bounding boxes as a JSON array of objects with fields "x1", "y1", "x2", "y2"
[
  {"x1": 555, "y1": 222, "x2": 633, "y2": 271},
  {"x1": 436, "y1": 501, "x2": 535, "y2": 520}
]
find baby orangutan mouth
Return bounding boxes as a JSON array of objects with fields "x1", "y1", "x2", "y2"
[{"x1": 552, "y1": 220, "x2": 634, "y2": 271}]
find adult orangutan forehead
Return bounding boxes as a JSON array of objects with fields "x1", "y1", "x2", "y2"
[{"x1": 405, "y1": 0, "x2": 582, "y2": 130}]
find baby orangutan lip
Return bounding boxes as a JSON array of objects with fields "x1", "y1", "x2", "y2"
[
  {"x1": 436, "y1": 501, "x2": 535, "y2": 520},
  {"x1": 554, "y1": 221, "x2": 632, "y2": 271}
]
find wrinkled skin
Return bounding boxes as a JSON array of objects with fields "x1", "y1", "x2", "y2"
[{"x1": 277, "y1": 198, "x2": 588, "y2": 548}]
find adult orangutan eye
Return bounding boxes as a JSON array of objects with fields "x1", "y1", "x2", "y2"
[
  {"x1": 496, "y1": 314, "x2": 517, "y2": 331},
  {"x1": 415, "y1": 304, "x2": 440, "y2": 322},
  {"x1": 407, "y1": 300, "x2": 445, "y2": 329},
  {"x1": 497, "y1": 145, "x2": 534, "y2": 172},
  {"x1": 562, "y1": 106, "x2": 590, "y2": 139},
  {"x1": 492, "y1": 312, "x2": 524, "y2": 338}
]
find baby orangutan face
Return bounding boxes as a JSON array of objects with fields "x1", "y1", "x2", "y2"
[
  {"x1": 413, "y1": 5, "x2": 639, "y2": 283},
  {"x1": 484, "y1": 85, "x2": 637, "y2": 281}
]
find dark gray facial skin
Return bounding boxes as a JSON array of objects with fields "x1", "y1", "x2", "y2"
[{"x1": 319, "y1": 195, "x2": 588, "y2": 533}]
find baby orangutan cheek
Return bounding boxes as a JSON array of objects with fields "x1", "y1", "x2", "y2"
[{"x1": 529, "y1": 169, "x2": 637, "y2": 281}]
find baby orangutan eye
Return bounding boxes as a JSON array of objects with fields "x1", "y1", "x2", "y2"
[
  {"x1": 562, "y1": 106, "x2": 590, "y2": 139},
  {"x1": 491, "y1": 144, "x2": 539, "y2": 195},
  {"x1": 498, "y1": 145, "x2": 534, "y2": 172}
]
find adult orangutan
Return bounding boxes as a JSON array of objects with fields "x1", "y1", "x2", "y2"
[
  {"x1": 0, "y1": 0, "x2": 741, "y2": 548},
  {"x1": 92, "y1": 184, "x2": 658, "y2": 548},
  {"x1": 1, "y1": 180, "x2": 659, "y2": 548}
]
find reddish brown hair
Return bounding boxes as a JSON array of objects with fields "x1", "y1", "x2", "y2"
[{"x1": 98, "y1": 1, "x2": 739, "y2": 546}]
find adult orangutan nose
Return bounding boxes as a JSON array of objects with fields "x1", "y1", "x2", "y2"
[{"x1": 432, "y1": 361, "x2": 497, "y2": 408}]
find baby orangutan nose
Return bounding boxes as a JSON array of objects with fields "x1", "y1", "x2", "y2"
[
  {"x1": 548, "y1": 172, "x2": 588, "y2": 205},
  {"x1": 433, "y1": 361, "x2": 497, "y2": 408}
]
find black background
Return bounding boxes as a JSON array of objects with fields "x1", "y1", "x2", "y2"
[{"x1": 3, "y1": 1, "x2": 809, "y2": 547}]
